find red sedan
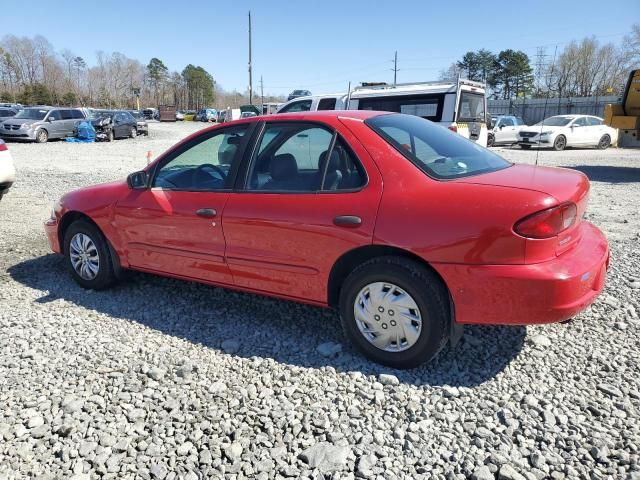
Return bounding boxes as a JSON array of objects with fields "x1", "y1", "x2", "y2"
[{"x1": 45, "y1": 111, "x2": 609, "y2": 368}]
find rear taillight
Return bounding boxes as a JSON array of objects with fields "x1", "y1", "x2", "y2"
[
  {"x1": 448, "y1": 124, "x2": 458, "y2": 133},
  {"x1": 514, "y1": 203, "x2": 577, "y2": 239},
  {"x1": 0, "y1": 142, "x2": 7, "y2": 152}
]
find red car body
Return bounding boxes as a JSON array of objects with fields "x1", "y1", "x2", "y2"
[{"x1": 45, "y1": 111, "x2": 609, "y2": 327}]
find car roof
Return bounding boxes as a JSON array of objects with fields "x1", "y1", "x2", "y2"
[{"x1": 270, "y1": 110, "x2": 382, "y2": 122}]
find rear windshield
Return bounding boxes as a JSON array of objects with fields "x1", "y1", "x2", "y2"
[
  {"x1": 457, "y1": 91, "x2": 485, "y2": 122},
  {"x1": 366, "y1": 113, "x2": 511, "y2": 180}
]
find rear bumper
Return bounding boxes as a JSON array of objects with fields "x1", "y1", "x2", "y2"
[{"x1": 433, "y1": 222, "x2": 609, "y2": 325}]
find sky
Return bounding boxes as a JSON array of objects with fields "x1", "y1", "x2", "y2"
[{"x1": 2, "y1": 0, "x2": 638, "y2": 96}]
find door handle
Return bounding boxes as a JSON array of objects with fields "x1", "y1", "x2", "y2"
[
  {"x1": 334, "y1": 215, "x2": 362, "y2": 227},
  {"x1": 196, "y1": 208, "x2": 217, "y2": 218}
]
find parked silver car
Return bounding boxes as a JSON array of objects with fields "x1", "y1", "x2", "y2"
[{"x1": 0, "y1": 107, "x2": 86, "y2": 143}]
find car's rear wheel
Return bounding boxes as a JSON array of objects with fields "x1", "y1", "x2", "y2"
[
  {"x1": 130, "y1": 126, "x2": 137, "y2": 138},
  {"x1": 339, "y1": 256, "x2": 450, "y2": 369},
  {"x1": 35, "y1": 129, "x2": 48, "y2": 143},
  {"x1": 597, "y1": 134, "x2": 611, "y2": 150},
  {"x1": 64, "y1": 220, "x2": 117, "y2": 290},
  {"x1": 553, "y1": 135, "x2": 566, "y2": 151},
  {"x1": 487, "y1": 134, "x2": 495, "y2": 147},
  {"x1": 519, "y1": 144, "x2": 531, "y2": 149}
]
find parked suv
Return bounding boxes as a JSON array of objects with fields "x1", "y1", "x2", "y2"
[
  {"x1": 0, "y1": 107, "x2": 86, "y2": 143},
  {"x1": 287, "y1": 89, "x2": 312, "y2": 101}
]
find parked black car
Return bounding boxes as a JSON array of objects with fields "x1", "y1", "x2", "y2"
[
  {"x1": 128, "y1": 110, "x2": 149, "y2": 136},
  {"x1": 89, "y1": 110, "x2": 138, "y2": 142},
  {"x1": 287, "y1": 89, "x2": 311, "y2": 101}
]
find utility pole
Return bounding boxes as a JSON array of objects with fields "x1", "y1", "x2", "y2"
[
  {"x1": 392, "y1": 51, "x2": 398, "y2": 86},
  {"x1": 260, "y1": 75, "x2": 264, "y2": 111},
  {"x1": 248, "y1": 11, "x2": 253, "y2": 105}
]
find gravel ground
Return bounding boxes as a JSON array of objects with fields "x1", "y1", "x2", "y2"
[{"x1": 0, "y1": 122, "x2": 639, "y2": 479}]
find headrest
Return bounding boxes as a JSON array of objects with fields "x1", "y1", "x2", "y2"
[
  {"x1": 219, "y1": 145, "x2": 237, "y2": 165},
  {"x1": 270, "y1": 154, "x2": 298, "y2": 180},
  {"x1": 318, "y1": 150, "x2": 340, "y2": 171}
]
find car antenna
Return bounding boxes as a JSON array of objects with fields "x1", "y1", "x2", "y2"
[
  {"x1": 536, "y1": 45, "x2": 558, "y2": 167},
  {"x1": 346, "y1": 81, "x2": 352, "y2": 110}
]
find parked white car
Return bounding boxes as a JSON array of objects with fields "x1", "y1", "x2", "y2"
[
  {"x1": 489, "y1": 115, "x2": 528, "y2": 146},
  {"x1": 517, "y1": 115, "x2": 617, "y2": 151},
  {"x1": 0, "y1": 139, "x2": 16, "y2": 201}
]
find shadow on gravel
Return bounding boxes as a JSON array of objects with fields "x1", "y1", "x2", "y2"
[
  {"x1": 569, "y1": 165, "x2": 640, "y2": 183},
  {"x1": 9, "y1": 254, "x2": 526, "y2": 387}
]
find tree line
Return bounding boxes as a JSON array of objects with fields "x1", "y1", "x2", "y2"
[
  {"x1": 440, "y1": 24, "x2": 639, "y2": 99},
  {"x1": 0, "y1": 35, "x2": 285, "y2": 109}
]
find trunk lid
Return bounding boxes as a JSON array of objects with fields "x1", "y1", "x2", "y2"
[{"x1": 456, "y1": 164, "x2": 590, "y2": 260}]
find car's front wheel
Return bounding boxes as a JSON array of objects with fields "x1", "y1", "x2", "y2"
[
  {"x1": 64, "y1": 220, "x2": 117, "y2": 290},
  {"x1": 553, "y1": 135, "x2": 567, "y2": 151},
  {"x1": 339, "y1": 257, "x2": 450, "y2": 369},
  {"x1": 130, "y1": 126, "x2": 137, "y2": 138},
  {"x1": 35, "y1": 129, "x2": 48, "y2": 143}
]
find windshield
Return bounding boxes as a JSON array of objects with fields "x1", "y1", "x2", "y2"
[
  {"x1": 535, "y1": 117, "x2": 572, "y2": 126},
  {"x1": 457, "y1": 91, "x2": 486, "y2": 122},
  {"x1": 366, "y1": 114, "x2": 511, "y2": 180},
  {"x1": 14, "y1": 108, "x2": 48, "y2": 120},
  {"x1": 88, "y1": 110, "x2": 113, "y2": 119},
  {"x1": 129, "y1": 111, "x2": 143, "y2": 119}
]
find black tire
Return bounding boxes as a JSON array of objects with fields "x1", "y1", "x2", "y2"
[
  {"x1": 339, "y1": 256, "x2": 450, "y2": 369},
  {"x1": 107, "y1": 129, "x2": 114, "y2": 142},
  {"x1": 35, "y1": 129, "x2": 48, "y2": 143},
  {"x1": 519, "y1": 144, "x2": 531, "y2": 149},
  {"x1": 553, "y1": 135, "x2": 566, "y2": 151},
  {"x1": 130, "y1": 126, "x2": 137, "y2": 138},
  {"x1": 597, "y1": 134, "x2": 611, "y2": 150},
  {"x1": 63, "y1": 220, "x2": 118, "y2": 290},
  {"x1": 487, "y1": 134, "x2": 495, "y2": 147}
]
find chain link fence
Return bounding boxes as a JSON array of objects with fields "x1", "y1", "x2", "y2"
[{"x1": 488, "y1": 96, "x2": 619, "y2": 125}]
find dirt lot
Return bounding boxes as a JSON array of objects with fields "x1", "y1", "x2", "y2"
[{"x1": 0, "y1": 122, "x2": 639, "y2": 479}]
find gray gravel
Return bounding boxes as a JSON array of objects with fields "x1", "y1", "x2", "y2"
[{"x1": 0, "y1": 122, "x2": 639, "y2": 479}]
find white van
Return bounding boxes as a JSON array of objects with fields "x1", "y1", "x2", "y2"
[
  {"x1": 349, "y1": 79, "x2": 488, "y2": 145},
  {"x1": 275, "y1": 79, "x2": 489, "y2": 145}
]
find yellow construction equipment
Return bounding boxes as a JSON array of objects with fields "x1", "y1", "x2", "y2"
[{"x1": 604, "y1": 69, "x2": 640, "y2": 147}]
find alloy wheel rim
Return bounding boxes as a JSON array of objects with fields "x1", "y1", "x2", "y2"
[
  {"x1": 69, "y1": 233, "x2": 100, "y2": 280},
  {"x1": 354, "y1": 282, "x2": 422, "y2": 352},
  {"x1": 599, "y1": 137, "x2": 609, "y2": 148},
  {"x1": 556, "y1": 137, "x2": 565, "y2": 148}
]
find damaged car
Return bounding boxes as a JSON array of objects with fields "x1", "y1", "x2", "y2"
[{"x1": 89, "y1": 110, "x2": 138, "y2": 142}]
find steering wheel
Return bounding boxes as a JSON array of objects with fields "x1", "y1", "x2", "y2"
[{"x1": 192, "y1": 163, "x2": 227, "y2": 184}]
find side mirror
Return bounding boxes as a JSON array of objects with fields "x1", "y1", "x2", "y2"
[
  {"x1": 46, "y1": 117, "x2": 53, "y2": 122},
  {"x1": 127, "y1": 171, "x2": 148, "y2": 189}
]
